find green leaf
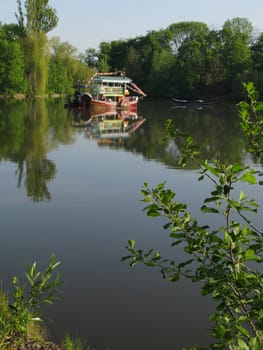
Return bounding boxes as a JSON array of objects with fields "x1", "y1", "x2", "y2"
[
  {"x1": 142, "y1": 194, "x2": 152, "y2": 202},
  {"x1": 204, "y1": 196, "x2": 220, "y2": 203},
  {"x1": 25, "y1": 272, "x2": 34, "y2": 286},
  {"x1": 239, "y1": 190, "x2": 247, "y2": 201},
  {"x1": 153, "y1": 252, "x2": 161, "y2": 260},
  {"x1": 178, "y1": 259, "x2": 194, "y2": 269},
  {"x1": 201, "y1": 205, "x2": 220, "y2": 214},
  {"x1": 121, "y1": 255, "x2": 132, "y2": 262},
  {"x1": 201, "y1": 160, "x2": 219, "y2": 177},
  {"x1": 240, "y1": 172, "x2": 257, "y2": 184},
  {"x1": 168, "y1": 274, "x2": 180, "y2": 282},
  {"x1": 128, "y1": 240, "x2": 135, "y2": 249},
  {"x1": 232, "y1": 163, "x2": 245, "y2": 173},
  {"x1": 236, "y1": 337, "x2": 250, "y2": 349},
  {"x1": 256, "y1": 102, "x2": 263, "y2": 111},
  {"x1": 245, "y1": 249, "x2": 261, "y2": 261}
]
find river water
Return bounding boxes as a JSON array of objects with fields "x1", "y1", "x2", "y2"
[{"x1": 0, "y1": 98, "x2": 261, "y2": 349}]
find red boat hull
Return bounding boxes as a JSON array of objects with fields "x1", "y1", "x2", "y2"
[{"x1": 89, "y1": 97, "x2": 138, "y2": 114}]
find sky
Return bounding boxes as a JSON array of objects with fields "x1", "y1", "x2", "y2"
[{"x1": 1, "y1": 0, "x2": 263, "y2": 53}]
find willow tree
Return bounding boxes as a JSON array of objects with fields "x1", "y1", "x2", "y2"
[{"x1": 16, "y1": 0, "x2": 58, "y2": 95}]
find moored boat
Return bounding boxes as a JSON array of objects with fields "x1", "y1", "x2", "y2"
[{"x1": 66, "y1": 70, "x2": 146, "y2": 113}]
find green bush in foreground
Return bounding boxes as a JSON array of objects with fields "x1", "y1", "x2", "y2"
[
  {"x1": 123, "y1": 82, "x2": 263, "y2": 349},
  {"x1": 0, "y1": 253, "x2": 63, "y2": 349}
]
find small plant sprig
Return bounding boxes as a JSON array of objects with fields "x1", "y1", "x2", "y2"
[
  {"x1": 12, "y1": 253, "x2": 63, "y2": 317},
  {"x1": 0, "y1": 253, "x2": 63, "y2": 348},
  {"x1": 123, "y1": 83, "x2": 263, "y2": 350}
]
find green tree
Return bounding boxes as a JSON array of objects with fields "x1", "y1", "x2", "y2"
[
  {"x1": 48, "y1": 37, "x2": 94, "y2": 94},
  {"x1": 0, "y1": 25, "x2": 26, "y2": 94},
  {"x1": 250, "y1": 33, "x2": 263, "y2": 98},
  {"x1": 172, "y1": 23, "x2": 209, "y2": 97},
  {"x1": 168, "y1": 21, "x2": 209, "y2": 53},
  {"x1": 223, "y1": 17, "x2": 253, "y2": 44},
  {"x1": 141, "y1": 30, "x2": 174, "y2": 96},
  {"x1": 22, "y1": 32, "x2": 49, "y2": 95},
  {"x1": 97, "y1": 41, "x2": 111, "y2": 72},
  {"x1": 251, "y1": 33, "x2": 263, "y2": 71},
  {"x1": 202, "y1": 29, "x2": 226, "y2": 94},
  {"x1": 16, "y1": 0, "x2": 58, "y2": 34},
  {"x1": 15, "y1": 0, "x2": 58, "y2": 95},
  {"x1": 79, "y1": 48, "x2": 99, "y2": 68},
  {"x1": 221, "y1": 18, "x2": 253, "y2": 95}
]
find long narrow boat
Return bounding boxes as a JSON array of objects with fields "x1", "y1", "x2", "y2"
[
  {"x1": 171, "y1": 97, "x2": 214, "y2": 108},
  {"x1": 66, "y1": 70, "x2": 146, "y2": 113}
]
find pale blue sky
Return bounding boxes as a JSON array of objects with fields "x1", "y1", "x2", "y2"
[{"x1": 2, "y1": 0, "x2": 263, "y2": 53}]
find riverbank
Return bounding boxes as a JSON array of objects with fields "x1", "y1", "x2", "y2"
[
  {"x1": 0, "y1": 93, "x2": 63, "y2": 100},
  {"x1": 8, "y1": 339, "x2": 61, "y2": 350}
]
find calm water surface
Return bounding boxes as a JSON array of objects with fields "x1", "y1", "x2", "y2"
[{"x1": 0, "y1": 98, "x2": 261, "y2": 350}]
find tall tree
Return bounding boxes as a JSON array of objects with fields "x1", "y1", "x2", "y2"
[
  {"x1": 223, "y1": 17, "x2": 253, "y2": 44},
  {"x1": 79, "y1": 48, "x2": 99, "y2": 68},
  {"x1": 168, "y1": 21, "x2": 209, "y2": 53},
  {"x1": 202, "y1": 30, "x2": 225, "y2": 93},
  {"x1": 251, "y1": 33, "x2": 263, "y2": 71},
  {"x1": 0, "y1": 24, "x2": 27, "y2": 94},
  {"x1": 15, "y1": 0, "x2": 58, "y2": 95},
  {"x1": 0, "y1": 39, "x2": 27, "y2": 94},
  {"x1": 48, "y1": 37, "x2": 93, "y2": 94},
  {"x1": 221, "y1": 17, "x2": 252, "y2": 90},
  {"x1": 168, "y1": 22, "x2": 209, "y2": 97},
  {"x1": 16, "y1": 0, "x2": 58, "y2": 34}
]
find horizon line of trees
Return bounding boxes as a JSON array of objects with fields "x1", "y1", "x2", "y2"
[
  {"x1": 87, "y1": 17, "x2": 263, "y2": 100},
  {"x1": 1, "y1": 1, "x2": 263, "y2": 100}
]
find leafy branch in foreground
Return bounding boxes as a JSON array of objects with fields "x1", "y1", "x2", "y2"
[
  {"x1": 239, "y1": 82, "x2": 263, "y2": 163},
  {"x1": 122, "y1": 83, "x2": 263, "y2": 350}
]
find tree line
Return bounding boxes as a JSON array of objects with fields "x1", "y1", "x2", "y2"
[
  {"x1": 88, "y1": 18, "x2": 263, "y2": 100},
  {"x1": 1, "y1": 1, "x2": 263, "y2": 100}
]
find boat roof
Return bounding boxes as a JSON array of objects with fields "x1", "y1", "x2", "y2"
[{"x1": 91, "y1": 75, "x2": 132, "y2": 84}]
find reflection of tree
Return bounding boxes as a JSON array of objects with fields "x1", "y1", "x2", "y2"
[
  {"x1": 168, "y1": 105, "x2": 245, "y2": 165},
  {"x1": 0, "y1": 99, "x2": 74, "y2": 202},
  {"x1": 122, "y1": 100, "x2": 247, "y2": 168},
  {"x1": 17, "y1": 158, "x2": 56, "y2": 202},
  {"x1": 0, "y1": 100, "x2": 27, "y2": 159},
  {"x1": 13, "y1": 99, "x2": 57, "y2": 201}
]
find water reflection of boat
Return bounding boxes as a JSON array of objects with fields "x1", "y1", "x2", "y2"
[{"x1": 72, "y1": 110, "x2": 146, "y2": 143}]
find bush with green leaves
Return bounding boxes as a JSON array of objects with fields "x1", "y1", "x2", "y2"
[
  {"x1": 122, "y1": 82, "x2": 263, "y2": 350},
  {"x1": 0, "y1": 253, "x2": 63, "y2": 348}
]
